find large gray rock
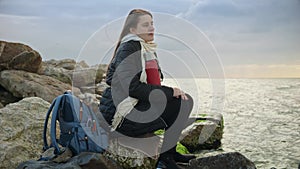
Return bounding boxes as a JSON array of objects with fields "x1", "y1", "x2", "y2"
[
  {"x1": 0, "y1": 97, "x2": 50, "y2": 169},
  {"x1": 43, "y1": 59, "x2": 89, "y2": 70},
  {"x1": 180, "y1": 113, "x2": 224, "y2": 152},
  {"x1": 38, "y1": 62, "x2": 73, "y2": 85},
  {"x1": 38, "y1": 60, "x2": 106, "y2": 91},
  {"x1": 103, "y1": 114, "x2": 225, "y2": 169},
  {"x1": 43, "y1": 59, "x2": 77, "y2": 70},
  {"x1": 17, "y1": 152, "x2": 122, "y2": 169},
  {"x1": 104, "y1": 137, "x2": 159, "y2": 169},
  {"x1": 0, "y1": 70, "x2": 81, "y2": 103},
  {"x1": 72, "y1": 66, "x2": 105, "y2": 88},
  {"x1": 37, "y1": 59, "x2": 88, "y2": 85},
  {"x1": 0, "y1": 40, "x2": 42, "y2": 73},
  {"x1": 186, "y1": 152, "x2": 256, "y2": 169}
]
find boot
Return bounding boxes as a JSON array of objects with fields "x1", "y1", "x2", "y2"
[
  {"x1": 169, "y1": 146, "x2": 196, "y2": 163},
  {"x1": 155, "y1": 153, "x2": 183, "y2": 169},
  {"x1": 157, "y1": 96, "x2": 194, "y2": 168},
  {"x1": 173, "y1": 152, "x2": 196, "y2": 163}
]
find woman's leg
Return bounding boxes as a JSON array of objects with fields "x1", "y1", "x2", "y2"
[
  {"x1": 116, "y1": 94, "x2": 193, "y2": 142},
  {"x1": 116, "y1": 116, "x2": 166, "y2": 137},
  {"x1": 155, "y1": 94, "x2": 194, "y2": 168},
  {"x1": 160, "y1": 94, "x2": 194, "y2": 153}
]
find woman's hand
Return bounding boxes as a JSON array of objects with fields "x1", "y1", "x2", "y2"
[{"x1": 172, "y1": 87, "x2": 188, "y2": 100}]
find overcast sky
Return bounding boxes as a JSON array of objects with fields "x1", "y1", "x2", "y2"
[{"x1": 0, "y1": 0, "x2": 299, "y2": 78}]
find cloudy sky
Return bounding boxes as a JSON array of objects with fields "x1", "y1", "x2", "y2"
[{"x1": 0, "y1": 0, "x2": 299, "y2": 78}]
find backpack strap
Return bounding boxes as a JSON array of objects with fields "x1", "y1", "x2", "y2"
[
  {"x1": 50, "y1": 95, "x2": 64, "y2": 154},
  {"x1": 42, "y1": 95, "x2": 64, "y2": 154},
  {"x1": 42, "y1": 98, "x2": 57, "y2": 151}
]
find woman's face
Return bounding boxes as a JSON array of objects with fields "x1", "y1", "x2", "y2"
[{"x1": 131, "y1": 14, "x2": 155, "y2": 42}]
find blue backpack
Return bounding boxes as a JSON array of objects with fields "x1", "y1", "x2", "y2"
[{"x1": 42, "y1": 91, "x2": 108, "y2": 156}]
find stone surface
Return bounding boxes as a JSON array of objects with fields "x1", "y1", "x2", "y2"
[
  {"x1": 0, "y1": 85, "x2": 21, "y2": 106},
  {"x1": 38, "y1": 59, "x2": 106, "y2": 90},
  {"x1": 180, "y1": 113, "x2": 224, "y2": 152},
  {"x1": 186, "y1": 152, "x2": 257, "y2": 169},
  {"x1": 104, "y1": 137, "x2": 160, "y2": 169},
  {"x1": 79, "y1": 81, "x2": 108, "y2": 96},
  {"x1": 0, "y1": 40, "x2": 42, "y2": 73},
  {"x1": 38, "y1": 59, "x2": 92, "y2": 85},
  {"x1": 104, "y1": 114, "x2": 225, "y2": 169},
  {"x1": 0, "y1": 97, "x2": 50, "y2": 169},
  {"x1": 78, "y1": 60, "x2": 90, "y2": 69},
  {"x1": 17, "y1": 152, "x2": 122, "y2": 169},
  {"x1": 43, "y1": 59, "x2": 76, "y2": 70},
  {"x1": 0, "y1": 70, "x2": 81, "y2": 103},
  {"x1": 38, "y1": 61, "x2": 73, "y2": 85},
  {"x1": 72, "y1": 66, "x2": 105, "y2": 88}
]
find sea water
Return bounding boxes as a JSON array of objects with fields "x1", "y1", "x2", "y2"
[{"x1": 162, "y1": 78, "x2": 300, "y2": 169}]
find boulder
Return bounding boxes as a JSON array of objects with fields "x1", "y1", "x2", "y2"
[
  {"x1": 0, "y1": 70, "x2": 81, "y2": 103},
  {"x1": 186, "y1": 152, "x2": 256, "y2": 169},
  {"x1": 80, "y1": 81, "x2": 108, "y2": 95},
  {"x1": 180, "y1": 113, "x2": 224, "y2": 152},
  {"x1": 17, "y1": 152, "x2": 122, "y2": 169},
  {"x1": 38, "y1": 60, "x2": 106, "y2": 89},
  {"x1": 0, "y1": 97, "x2": 50, "y2": 169},
  {"x1": 43, "y1": 59, "x2": 76, "y2": 70},
  {"x1": 104, "y1": 135, "x2": 161, "y2": 169},
  {"x1": 72, "y1": 67, "x2": 105, "y2": 89},
  {"x1": 38, "y1": 59, "x2": 87, "y2": 85},
  {"x1": 0, "y1": 40, "x2": 42, "y2": 73},
  {"x1": 38, "y1": 62, "x2": 73, "y2": 85},
  {"x1": 103, "y1": 114, "x2": 224, "y2": 169},
  {"x1": 77, "y1": 60, "x2": 90, "y2": 69},
  {"x1": 0, "y1": 85, "x2": 21, "y2": 106}
]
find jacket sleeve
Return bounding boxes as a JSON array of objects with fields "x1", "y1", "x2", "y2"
[{"x1": 112, "y1": 41, "x2": 174, "y2": 103}]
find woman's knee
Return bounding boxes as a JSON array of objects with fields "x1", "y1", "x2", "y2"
[{"x1": 184, "y1": 93, "x2": 194, "y2": 107}]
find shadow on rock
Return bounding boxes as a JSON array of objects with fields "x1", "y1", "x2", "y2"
[{"x1": 17, "y1": 152, "x2": 122, "y2": 169}]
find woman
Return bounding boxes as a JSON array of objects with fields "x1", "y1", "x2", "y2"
[{"x1": 99, "y1": 9, "x2": 195, "y2": 169}]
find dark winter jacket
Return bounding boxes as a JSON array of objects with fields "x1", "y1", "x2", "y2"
[{"x1": 99, "y1": 40, "x2": 174, "y2": 126}]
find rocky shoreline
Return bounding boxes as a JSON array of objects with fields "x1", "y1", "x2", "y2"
[{"x1": 0, "y1": 40, "x2": 256, "y2": 169}]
